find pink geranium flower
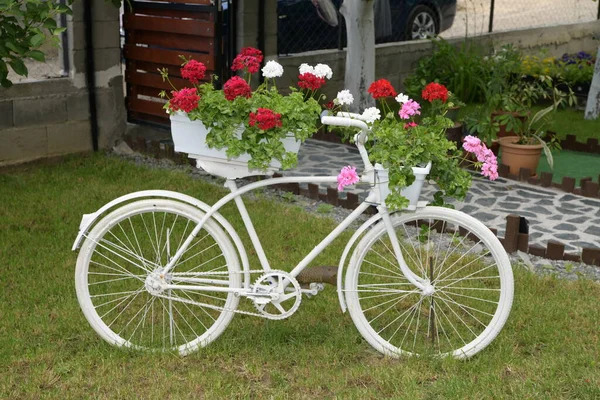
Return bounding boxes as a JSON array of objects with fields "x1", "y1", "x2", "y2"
[
  {"x1": 337, "y1": 166, "x2": 359, "y2": 191},
  {"x1": 399, "y1": 100, "x2": 421, "y2": 120},
  {"x1": 462, "y1": 135, "x2": 498, "y2": 181}
]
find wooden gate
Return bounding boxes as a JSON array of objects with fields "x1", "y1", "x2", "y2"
[{"x1": 123, "y1": 0, "x2": 234, "y2": 126}]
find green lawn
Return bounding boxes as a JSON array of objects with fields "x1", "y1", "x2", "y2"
[
  {"x1": 1, "y1": 154, "x2": 599, "y2": 399},
  {"x1": 537, "y1": 150, "x2": 600, "y2": 183}
]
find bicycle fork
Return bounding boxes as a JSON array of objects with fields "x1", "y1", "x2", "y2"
[{"x1": 378, "y1": 207, "x2": 433, "y2": 294}]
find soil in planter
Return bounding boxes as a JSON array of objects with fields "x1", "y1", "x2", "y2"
[{"x1": 535, "y1": 150, "x2": 600, "y2": 183}]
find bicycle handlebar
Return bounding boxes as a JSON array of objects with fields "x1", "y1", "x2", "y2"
[{"x1": 320, "y1": 113, "x2": 374, "y2": 173}]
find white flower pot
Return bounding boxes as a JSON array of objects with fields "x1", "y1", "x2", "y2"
[
  {"x1": 170, "y1": 112, "x2": 301, "y2": 179},
  {"x1": 375, "y1": 162, "x2": 432, "y2": 210}
]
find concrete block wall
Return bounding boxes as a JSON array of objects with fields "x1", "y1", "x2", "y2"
[{"x1": 0, "y1": 0, "x2": 125, "y2": 166}]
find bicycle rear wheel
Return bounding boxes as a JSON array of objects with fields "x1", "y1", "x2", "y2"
[
  {"x1": 75, "y1": 199, "x2": 241, "y2": 355},
  {"x1": 345, "y1": 206, "x2": 513, "y2": 358}
]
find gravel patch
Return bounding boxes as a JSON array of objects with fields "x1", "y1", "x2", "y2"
[{"x1": 109, "y1": 147, "x2": 600, "y2": 282}]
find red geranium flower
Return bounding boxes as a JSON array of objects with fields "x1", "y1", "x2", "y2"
[
  {"x1": 298, "y1": 72, "x2": 325, "y2": 90},
  {"x1": 223, "y1": 76, "x2": 252, "y2": 101},
  {"x1": 181, "y1": 60, "x2": 207, "y2": 84},
  {"x1": 324, "y1": 101, "x2": 335, "y2": 110},
  {"x1": 422, "y1": 82, "x2": 449, "y2": 103},
  {"x1": 368, "y1": 79, "x2": 397, "y2": 99},
  {"x1": 168, "y1": 88, "x2": 200, "y2": 113},
  {"x1": 232, "y1": 47, "x2": 264, "y2": 74},
  {"x1": 249, "y1": 108, "x2": 282, "y2": 131},
  {"x1": 404, "y1": 122, "x2": 418, "y2": 129}
]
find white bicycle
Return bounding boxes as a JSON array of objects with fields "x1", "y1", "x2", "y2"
[{"x1": 73, "y1": 114, "x2": 514, "y2": 358}]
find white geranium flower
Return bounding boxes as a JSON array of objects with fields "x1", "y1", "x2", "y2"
[
  {"x1": 314, "y1": 63, "x2": 333, "y2": 79},
  {"x1": 395, "y1": 93, "x2": 409, "y2": 104},
  {"x1": 362, "y1": 107, "x2": 381, "y2": 124},
  {"x1": 262, "y1": 60, "x2": 284, "y2": 78},
  {"x1": 336, "y1": 90, "x2": 354, "y2": 105},
  {"x1": 299, "y1": 63, "x2": 314, "y2": 75}
]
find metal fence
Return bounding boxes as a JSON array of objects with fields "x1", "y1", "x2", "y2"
[{"x1": 277, "y1": 0, "x2": 600, "y2": 56}]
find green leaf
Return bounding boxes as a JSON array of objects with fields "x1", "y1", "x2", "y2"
[
  {"x1": 538, "y1": 136, "x2": 554, "y2": 170},
  {"x1": 1, "y1": 78, "x2": 13, "y2": 88},
  {"x1": 52, "y1": 27, "x2": 66, "y2": 35},
  {"x1": 5, "y1": 41, "x2": 26, "y2": 55},
  {"x1": 30, "y1": 33, "x2": 46, "y2": 47},
  {"x1": 9, "y1": 59, "x2": 28, "y2": 77},
  {"x1": 27, "y1": 50, "x2": 45, "y2": 62},
  {"x1": 43, "y1": 18, "x2": 57, "y2": 29},
  {"x1": 56, "y1": 4, "x2": 72, "y2": 14}
]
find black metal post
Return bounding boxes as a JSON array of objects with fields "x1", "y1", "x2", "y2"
[
  {"x1": 83, "y1": 0, "x2": 99, "y2": 152},
  {"x1": 258, "y1": 0, "x2": 265, "y2": 83},
  {"x1": 597, "y1": 0, "x2": 600, "y2": 20},
  {"x1": 337, "y1": 8, "x2": 343, "y2": 50},
  {"x1": 488, "y1": 0, "x2": 495, "y2": 33},
  {"x1": 59, "y1": 0, "x2": 69, "y2": 77}
]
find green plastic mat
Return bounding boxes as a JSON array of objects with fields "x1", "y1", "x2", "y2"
[{"x1": 537, "y1": 150, "x2": 600, "y2": 183}]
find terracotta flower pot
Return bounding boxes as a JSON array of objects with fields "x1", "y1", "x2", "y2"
[{"x1": 498, "y1": 136, "x2": 543, "y2": 176}]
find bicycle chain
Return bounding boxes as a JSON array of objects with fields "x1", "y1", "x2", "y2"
[{"x1": 164, "y1": 269, "x2": 293, "y2": 318}]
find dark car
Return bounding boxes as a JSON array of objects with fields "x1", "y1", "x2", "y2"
[{"x1": 277, "y1": 0, "x2": 457, "y2": 55}]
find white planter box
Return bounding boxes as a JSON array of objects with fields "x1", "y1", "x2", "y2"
[
  {"x1": 170, "y1": 112, "x2": 301, "y2": 179},
  {"x1": 375, "y1": 162, "x2": 432, "y2": 210}
]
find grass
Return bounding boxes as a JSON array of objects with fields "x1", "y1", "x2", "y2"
[
  {"x1": 537, "y1": 150, "x2": 600, "y2": 183},
  {"x1": 1, "y1": 154, "x2": 599, "y2": 399}
]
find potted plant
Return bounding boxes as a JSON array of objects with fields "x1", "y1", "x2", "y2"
[
  {"x1": 497, "y1": 86, "x2": 575, "y2": 176},
  {"x1": 159, "y1": 48, "x2": 330, "y2": 179},
  {"x1": 336, "y1": 80, "x2": 498, "y2": 210}
]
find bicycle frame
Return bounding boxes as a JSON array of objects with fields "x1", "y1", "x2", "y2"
[{"x1": 160, "y1": 174, "x2": 429, "y2": 293}]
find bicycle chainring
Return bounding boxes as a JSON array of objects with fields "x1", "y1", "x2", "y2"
[{"x1": 251, "y1": 270, "x2": 302, "y2": 320}]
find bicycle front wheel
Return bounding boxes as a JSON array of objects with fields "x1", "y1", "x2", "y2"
[
  {"x1": 345, "y1": 206, "x2": 513, "y2": 358},
  {"x1": 75, "y1": 199, "x2": 242, "y2": 355}
]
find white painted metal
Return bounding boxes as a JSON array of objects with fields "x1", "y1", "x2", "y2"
[
  {"x1": 224, "y1": 180, "x2": 272, "y2": 272},
  {"x1": 71, "y1": 189, "x2": 252, "y2": 289},
  {"x1": 344, "y1": 206, "x2": 514, "y2": 358},
  {"x1": 75, "y1": 199, "x2": 242, "y2": 355}
]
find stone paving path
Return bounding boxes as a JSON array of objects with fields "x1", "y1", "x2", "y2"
[{"x1": 281, "y1": 140, "x2": 600, "y2": 253}]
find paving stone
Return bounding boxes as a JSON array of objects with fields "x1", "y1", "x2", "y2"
[
  {"x1": 554, "y1": 223, "x2": 577, "y2": 231},
  {"x1": 498, "y1": 210, "x2": 538, "y2": 219},
  {"x1": 548, "y1": 214, "x2": 563, "y2": 220},
  {"x1": 568, "y1": 216, "x2": 591, "y2": 224},
  {"x1": 529, "y1": 232, "x2": 544, "y2": 240},
  {"x1": 471, "y1": 212, "x2": 497, "y2": 222},
  {"x1": 572, "y1": 241, "x2": 600, "y2": 249},
  {"x1": 584, "y1": 225, "x2": 600, "y2": 237},
  {"x1": 536, "y1": 199, "x2": 554, "y2": 206},
  {"x1": 556, "y1": 207, "x2": 583, "y2": 215},
  {"x1": 559, "y1": 194, "x2": 582, "y2": 202},
  {"x1": 307, "y1": 154, "x2": 332, "y2": 162},
  {"x1": 555, "y1": 233, "x2": 581, "y2": 240},
  {"x1": 504, "y1": 196, "x2": 524, "y2": 203},
  {"x1": 475, "y1": 198, "x2": 497, "y2": 207},
  {"x1": 536, "y1": 226, "x2": 554, "y2": 233},
  {"x1": 468, "y1": 187, "x2": 486, "y2": 196},
  {"x1": 458, "y1": 205, "x2": 478, "y2": 214},
  {"x1": 516, "y1": 185, "x2": 560, "y2": 196},
  {"x1": 516, "y1": 189, "x2": 554, "y2": 199},
  {"x1": 498, "y1": 202, "x2": 521, "y2": 210},
  {"x1": 524, "y1": 206, "x2": 553, "y2": 215},
  {"x1": 581, "y1": 198, "x2": 600, "y2": 207}
]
